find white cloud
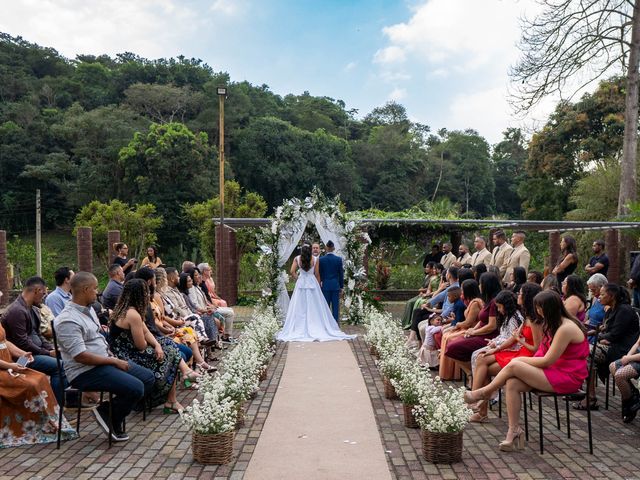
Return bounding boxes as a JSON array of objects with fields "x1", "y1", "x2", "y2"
[
  {"x1": 344, "y1": 61, "x2": 357, "y2": 72},
  {"x1": 210, "y1": 0, "x2": 246, "y2": 15},
  {"x1": 0, "y1": 0, "x2": 204, "y2": 59},
  {"x1": 448, "y1": 87, "x2": 508, "y2": 140},
  {"x1": 373, "y1": 46, "x2": 406, "y2": 64},
  {"x1": 389, "y1": 87, "x2": 407, "y2": 101}
]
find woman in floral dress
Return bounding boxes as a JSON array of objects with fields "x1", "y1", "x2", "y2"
[{"x1": 0, "y1": 323, "x2": 77, "y2": 448}]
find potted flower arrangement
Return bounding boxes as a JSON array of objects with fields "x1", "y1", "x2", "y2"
[
  {"x1": 180, "y1": 388, "x2": 236, "y2": 464},
  {"x1": 390, "y1": 364, "x2": 432, "y2": 428},
  {"x1": 377, "y1": 347, "x2": 411, "y2": 400},
  {"x1": 412, "y1": 381, "x2": 471, "y2": 463}
]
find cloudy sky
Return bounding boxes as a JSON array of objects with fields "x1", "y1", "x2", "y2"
[{"x1": 3, "y1": 0, "x2": 562, "y2": 143}]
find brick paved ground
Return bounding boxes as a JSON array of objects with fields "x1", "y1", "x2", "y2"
[
  {"x1": 345, "y1": 324, "x2": 640, "y2": 480},
  {"x1": 4, "y1": 302, "x2": 640, "y2": 480},
  {"x1": 0, "y1": 339, "x2": 288, "y2": 480}
]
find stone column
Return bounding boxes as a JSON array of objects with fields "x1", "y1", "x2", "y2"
[
  {"x1": 77, "y1": 227, "x2": 93, "y2": 273},
  {"x1": 215, "y1": 225, "x2": 238, "y2": 305},
  {"x1": 605, "y1": 228, "x2": 620, "y2": 283},
  {"x1": 548, "y1": 231, "x2": 561, "y2": 275},
  {"x1": 0, "y1": 231, "x2": 8, "y2": 305},
  {"x1": 107, "y1": 230, "x2": 121, "y2": 266}
]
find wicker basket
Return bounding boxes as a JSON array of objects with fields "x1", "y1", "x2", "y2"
[
  {"x1": 422, "y1": 429, "x2": 463, "y2": 464},
  {"x1": 382, "y1": 376, "x2": 398, "y2": 400},
  {"x1": 192, "y1": 430, "x2": 234, "y2": 464},
  {"x1": 369, "y1": 345, "x2": 379, "y2": 358},
  {"x1": 259, "y1": 367, "x2": 267, "y2": 382},
  {"x1": 403, "y1": 403, "x2": 419, "y2": 429},
  {"x1": 235, "y1": 403, "x2": 245, "y2": 428}
]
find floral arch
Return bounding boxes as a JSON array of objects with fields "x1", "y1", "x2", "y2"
[{"x1": 256, "y1": 188, "x2": 371, "y2": 324}]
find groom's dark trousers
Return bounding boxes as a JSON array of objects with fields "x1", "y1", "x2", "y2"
[{"x1": 319, "y1": 252, "x2": 344, "y2": 323}]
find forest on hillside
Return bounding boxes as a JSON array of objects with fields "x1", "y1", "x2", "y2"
[{"x1": 0, "y1": 33, "x2": 630, "y2": 252}]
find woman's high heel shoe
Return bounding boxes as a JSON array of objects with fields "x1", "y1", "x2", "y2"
[{"x1": 498, "y1": 428, "x2": 525, "y2": 452}]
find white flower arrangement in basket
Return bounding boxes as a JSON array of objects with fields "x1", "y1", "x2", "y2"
[
  {"x1": 377, "y1": 347, "x2": 412, "y2": 382},
  {"x1": 390, "y1": 362, "x2": 434, "y2": 406},
  {"x1": 412, "y1": 380, "x2": 472, "y2": 433},
  {"x1": 180, "y1": 386, "x2": 236, "y2": 435}
]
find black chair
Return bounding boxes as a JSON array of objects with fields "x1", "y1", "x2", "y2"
[
  {"x1": 523, "y1": 330, "x2": 598, "y2": 454},
  {"x1": 51, "y1": 319, "x2": 116, "y2": 448}
]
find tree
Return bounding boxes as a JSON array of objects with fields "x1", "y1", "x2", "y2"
[
  {"x1": 118, "y1": 122, "x2": 215, "y2": 239},
  {"x1": 183, "y1": 180, "x2": 268, "y2": 262},
  {"x1": 511, "y1": 0, "x2": 640, "y2": 216},
  {"x1": 74, "y1": 199, "x2": 163, "y2": 265},
  {"x1": 492, "y1": 128, "x2": 528, "y2": 217},
  {"x1": 124, "y1": 83, "x2": 206, "y2": 123},
  {"x1": 566, "y1": 159, "x2": 620, "y2": 220}
]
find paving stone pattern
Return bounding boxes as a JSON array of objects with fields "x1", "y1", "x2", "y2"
[
  {"x1": 0, "y1": 341, "x2": 288, "y2": 480},
  {"x1": 345, "y1": 325, "x2": 640, "y2": 480}
]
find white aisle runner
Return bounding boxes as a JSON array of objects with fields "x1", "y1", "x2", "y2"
[{"x1": 244, "y1": 341, "x2": 393, "y2": 480}]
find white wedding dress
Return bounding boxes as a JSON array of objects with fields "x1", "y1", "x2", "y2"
[{"x1": 277, "y1": 256, "x2": 356, "y2": 342}]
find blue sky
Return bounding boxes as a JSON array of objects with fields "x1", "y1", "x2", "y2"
[{"x1": 3, "y1": 0, "x2": 560, "y2": 143}]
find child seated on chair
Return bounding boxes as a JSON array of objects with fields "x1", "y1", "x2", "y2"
[{"x1": 419, "y1": 287, "x2": 465, "y2": 367}]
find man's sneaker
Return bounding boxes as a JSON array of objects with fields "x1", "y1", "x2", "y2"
[
  {"x1": 92, "y1": 406, "x2": 111, "y2": 437},
  {"x1": 111, "y1": 430, "x2": 130, "y2": 442}
]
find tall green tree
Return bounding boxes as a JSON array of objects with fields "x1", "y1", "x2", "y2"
[{"x1": 492, "y1": 128, "x2": 527, "y2": 217}]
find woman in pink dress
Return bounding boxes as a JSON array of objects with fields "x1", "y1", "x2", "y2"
[{"x1": 463, "y1": 290, "x2": 588, "y2": 452}]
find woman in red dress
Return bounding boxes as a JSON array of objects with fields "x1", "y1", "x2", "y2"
[{"x1": 469, "y1": 282, "x2": 543, "y2": 422}]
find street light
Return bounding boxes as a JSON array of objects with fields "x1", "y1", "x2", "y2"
[{"x1": 217, "y1": 86, "x2": 227, "y2": 286}]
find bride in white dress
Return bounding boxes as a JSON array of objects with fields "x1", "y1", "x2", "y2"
[{"x1": 277, "y1": 244, "x2": 356, "y2": 342}]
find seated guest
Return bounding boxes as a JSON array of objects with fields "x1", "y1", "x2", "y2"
[
  {"x1": 464, "y1": 290, "x2": 588, "y2": 451},
  {"x1": 182, "y1": 261, "x2": 196, "y2": 273},
  {"x1": 102, "y1": 264, "x2": 125, "y2": 310},
  {"x1": 109, "y1": 279, "x2": 184, "y2": 412},
  {"x1": 470, "y1": 290, "x2": 524, "y2": 374},
  {"x1": 44, "y1": 267, "x2": 74, "y2": 316},
  {"x1": 0, "y1": 322, "x2": 77, "y2": 447},
  {"x1": 445, "y1": 272, "x2": 502, "y2": 373},
  {"x1": 154, "y1": 268, "x2": 215, "y2": 372},
  {"x1": 407, "y1": 267, "x2": 460, "y2": 347},
  {"x1": 401, "y1": 262, "x2": 438, "y2": 330},
  {"x1": 541, "y1": 274, "x2": 560, "y2": 293},
  {"x1": 469, "y1": 286, "x2": 542, "y2": 422},
  {"x1": 576, "y1": 283, "x2": 640, "y2": 410},
  {"x1": 164, "y1": 268, "x2": 211, "y2": 343},
  {"x1": 507, "y1": 266, "x2": 527, "y2": 294},
  {"x1": 199, "y1": 263, "x2": 228, "y2": 308},
  {"x1": 37, "y1": 303, "x2": 56, "y2": 340},
  {"x1": 1, "y1": 277, "x2": 67, "y2": 404},
  {"x1": 472, "y1": 263, "x2": 487, "y2": 282},
  {"x1": 609, "y1": 333, "x2": 640, "y2": 422},
  {"x1": 527, "y1": 271, "x2": 543, "y2": 285},
  {"x1": 196, "y1": 264, "x2": 236, "y2": 343},
  {"x1": 178, "y1": 273, "x2": 222, "y2": 346},
  {"x1": 562, "y1": 274, "x2": 587, "y2": 322},
  {"x1": 585, "y1": 273, "x2": 607, "y2": 337},
  {"x1": 186, "y1": 268, "x2": 231, "y2": 343},
  {"x1": 113, "y1": 242, "x2": 137, "y2": 276},
  {"x1": 438, "y1": 279, "x2": 484, "y2": 380},
  {"x1": 417, "y1": 286, "x2": 465, "y2": 367},
  {"x1": 457, "y1": 268, "x2": 474, "y2": 284},
  {"x1": 140, "y1": 245, "x2": 163, "y2": 269},
  {"x1": 552, "y1": 235, "x2": 579, "y2": 284},
  {"x1": 56, "y1": 273, "x2": 155, "y2": 442}
]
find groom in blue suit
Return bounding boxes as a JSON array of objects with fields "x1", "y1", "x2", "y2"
[{"x1": 319, "y1": 240, "x2": 344, "y2": 323}]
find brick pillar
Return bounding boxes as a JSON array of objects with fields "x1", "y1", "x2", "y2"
[
  {"x1": 548, "y1": 231, "x2": 561, "y2": 275},
  {"x1": 0, "y1": 231, "x2": 7, "y2": 305},
  {"x1": 450, "y1": 231, "x2": 462, "y2": 258},
  {"x1": 215, "y1": 225, "x2": 238, "y2": 305},
  {"x1": 77, "y1": 227, "x2": 93, "y2": 273},
  {"x1": 107, "y1": 230, "x2": 120, "y2": 265},
  {"x1": 605, "y1": 229, "x2": 620, "y2": 283}
]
